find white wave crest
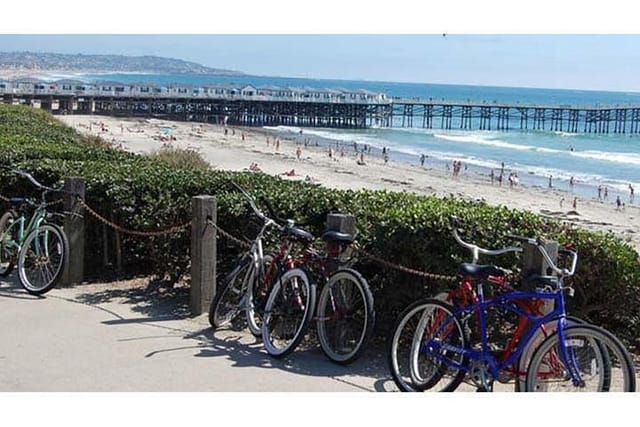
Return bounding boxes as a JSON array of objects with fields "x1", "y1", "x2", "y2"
[{"x1": 433, "y1": 133, "x2": 534, "y2": 151}]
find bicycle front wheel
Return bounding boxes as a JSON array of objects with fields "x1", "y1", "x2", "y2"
[
  {"x1": 316, "y1": 268, "x2": 375, "y2": 365},
  {"x1": 0, "y1": 211, "x2": 17, "y2": 276},
  {"x1": 17, "y1": 223, "x2": 68, "y2": 295},
  {"x1": 209, "y1": 255, "x2": 252, "y2": 329},
  {"x1": 525, "y1": 324, "x2": 636, "y2": 392},
  {"x1": 261, "y1": 268, "x2": 315, "y2": 358},
  {"x1": 388, "y1": 298, "x2": 467, "y2": 392},
  {"x1": 246, "y1": 254, "x2": 274, "y2": 338}
]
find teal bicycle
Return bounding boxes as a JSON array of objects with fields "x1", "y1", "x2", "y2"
[{"x1": 0, "y1": 167, "x2": 69, "y2": 295}]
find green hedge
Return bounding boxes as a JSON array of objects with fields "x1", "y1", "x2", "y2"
[{"x1": 1, "y1": 105, "x2": 639, "y2": 350}]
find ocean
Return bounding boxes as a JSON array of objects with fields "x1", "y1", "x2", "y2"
[{"x1": 72, "y1": 72, "x2": 640, "y2": 203}]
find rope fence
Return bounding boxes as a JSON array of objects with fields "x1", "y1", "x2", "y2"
[
  {"x1": 2, "y1": 189, "x2": 458, "y2": 282},
  {"x1": 75, "y1": 197, "x2": 192, "y2": 237},
  {"x1": 353, "y1": 244, "x2": 458, "y2": 282}
]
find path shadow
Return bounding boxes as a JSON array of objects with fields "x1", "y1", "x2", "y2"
[
  {"x1": 146, "y1": 323, "x2": 396, "y2": 391},
  {"x1": 73, "y1": 277, "x2": 191, "y2": 319},
  {"x1": 0, "y1": 274, "x2": 45, "y2": 300}
]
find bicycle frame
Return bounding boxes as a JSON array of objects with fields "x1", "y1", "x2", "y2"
[
  {"x1": 2, "y1": 204, "x2": 48, "y2": 252},
  {"x1": 248, "y1": 225, "x2": 299, "y2": 306},
  {"x1": 419, "y1": 282, "x2": 583, "y2": 386}
]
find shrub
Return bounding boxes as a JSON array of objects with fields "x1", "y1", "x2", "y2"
[
  {"x1": 147, "y1": 145, "x2": 210, "y2": 170},
  {"x1": 1, "y1": 105, "x2": 638, "y2": 350}
]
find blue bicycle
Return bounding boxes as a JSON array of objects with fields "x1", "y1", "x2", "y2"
[{"x1": 389, "y1": 217, "x2": 636, "y2": 392}]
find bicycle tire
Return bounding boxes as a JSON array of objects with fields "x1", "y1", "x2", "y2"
[
  {"x1": 246, "y1": 254, "x2": 274, "y2": 338},
  {"x1": 525, "y1": 324, "x2": 636, "y2": 392},
  {"x1": 209, "y1": 255, "x2": 252, "y2": 329},
  {"x1": 514, "y1": 316, "x2": 589, "y2": 391},
  {"x1": 0, "y1": 211, "x2": 16, "y2": 277},
  {"x1": 388, "y1": 298, "x2": 467, "y2": 392},
  {"x1": 261, "y1": 268, "x2": 315, "y2": 358},
  {"x1": 316, "y1": 268, "x2": 375, "y2": 365},
  {"x1": 17, "y1": 223, "x2": 68, "y2": 295}
]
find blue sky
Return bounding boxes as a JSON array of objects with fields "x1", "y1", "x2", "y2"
[{"x1": 2, "y1": 34, "x2": 640, "y2": 92}]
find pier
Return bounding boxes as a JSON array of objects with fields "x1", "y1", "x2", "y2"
[{"x1": 2, "y1": 80, "x2": 640, "y2": 133}]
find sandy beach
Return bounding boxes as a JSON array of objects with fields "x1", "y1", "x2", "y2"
[{"x1": 57, "y1": 115, "x2": 640, "y2": 254}]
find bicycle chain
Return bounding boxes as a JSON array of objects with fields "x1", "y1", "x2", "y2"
[{"x1": 76, "y1": 197, "x2": 191, "y2": 237}]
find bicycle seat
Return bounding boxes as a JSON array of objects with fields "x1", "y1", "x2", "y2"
[
  {"x1": 321, "y1": 230, "x2": 354, "y2": 244},
  {"x1": 9, "y1": 197, "x2": 32, "y2": 208},
  {"x1": 284, "y1": 225, "x2": 314, "y2": 243},
  {"x1": 459, "y1": 263, "x2": 505, "y2": 279}
]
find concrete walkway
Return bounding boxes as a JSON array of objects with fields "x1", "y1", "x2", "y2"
[{"x1": 0, "y1": 275, "x2": 395, "y2": 392}]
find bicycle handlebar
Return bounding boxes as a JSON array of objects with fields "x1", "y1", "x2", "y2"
[
  {"x1": 1, "y1": 165, "x2": 62, "y2": 193},
  {"x1": 450, "y1": 216, "x2": 522, "y2": 264},
  {"x1": 449, "y1": 216, "x2": 577, "y2": 277},
  {"x1": 230, "y1": 182, "x2": 283, "y2": 230}
]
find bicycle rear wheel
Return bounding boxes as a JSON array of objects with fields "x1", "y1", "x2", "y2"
[
  {"x1": 0, "y1": 211, "x2": 17, "y2": 276},
  {"x1": 209, "y1": 255, "x2": 252, "y2": 329},
  {"x1": 388, "y1": 298, "x2": 467, "y2": 392},
  {"x1": 17, "y1": 223, "x2": 68, "y2": 295},
  {"x1": 525, "y1": 324, "x2": 636, "y2": 392},
  {"x1": 316, "y1": 268, "x2": 375, "y2": 365},
  {"x1": 261, "y1": 268, "x2": 315, "y2": 358}
]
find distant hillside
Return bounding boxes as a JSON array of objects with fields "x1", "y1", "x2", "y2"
[{"x1": 0, "y1": 52, "x2": 243, "y2": 76}]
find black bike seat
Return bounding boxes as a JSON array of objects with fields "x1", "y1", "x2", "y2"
[
  {"x1": 459, "y1": 263, "x2": 505, "y2": 279},
  {"x1": 9, "y1": 197, "x2": 31, "y2": 207},
  {"x1": 321, "y1": 230, "x2": 354, "y2": 244},
  {"x1": 284, "y1": 226, "x2": 314, "y2": 242}
]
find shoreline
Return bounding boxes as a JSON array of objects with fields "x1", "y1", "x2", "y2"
[{"x1": 56, "y1": 115, "x2": 640, "y2": 254}]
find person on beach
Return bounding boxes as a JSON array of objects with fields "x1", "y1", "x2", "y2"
[
  {"x1": 569, "y1": 176, "x2": 575, "y2": 191},
  {"x1": 616, "y1": 196, "x2": 622, "y2": 210},
  {"x1": 629, "y1": 184, "x2": 635, "y2": 203},
  {"x1": 384, "y1": 152, "x2": 389, "y2": 165},
  {"x1": 420, "y1": 154, "x2": 425, "y2": 167},
  {"x1": 560, "y1": 197, "x2": 564, "y2": 208},
  {"x1": 548, "y1": 175, "x2": 553, "y2": 188},
  {"x1": 357, "y1": 152, "x2": 366, "y2": 165},
  {"x1": 296, "y1": 146, "x2": 302, "y2": 160},
  {"x1": 490, "y1": 169, "x2": 494, "y2": 184},
  {"x1": 329, "y1": 147, "x2": 334, "y2": 159},
  {"x1": 224, "y1": 127, "x2": 228, "y2": 136},
  {"x1": 604, "y1": 186, "x2": 609, "y2": 200},
  {"x1": 275, "y1": 138, "x2": 280, "y2": 152},
  {"x1": 241, "y1": 132, "x2": 246, "y2": 141},
  {"x1": 598, "y1": 185, "x2": 602, "y2": 200},
  {"x1": 572, "y1": 197, "x2": 577, "y2": 210}
]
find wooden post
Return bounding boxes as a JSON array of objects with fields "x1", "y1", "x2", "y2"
[
  {"x1": 325, "y1": 213, "x2": 356, "y2": 235},
  {"x1": 522, "y1": 239, "x2": 558, "y2": 278},
  {"x1": 62, "y1": 177, "x2": 85, "y2": 286},
  {"x1": 190, "y1": 195, "x2": 216, "y2": 316},
  {"x1": 522, "y1": 239, "x2": 558, "y2": 314}
]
